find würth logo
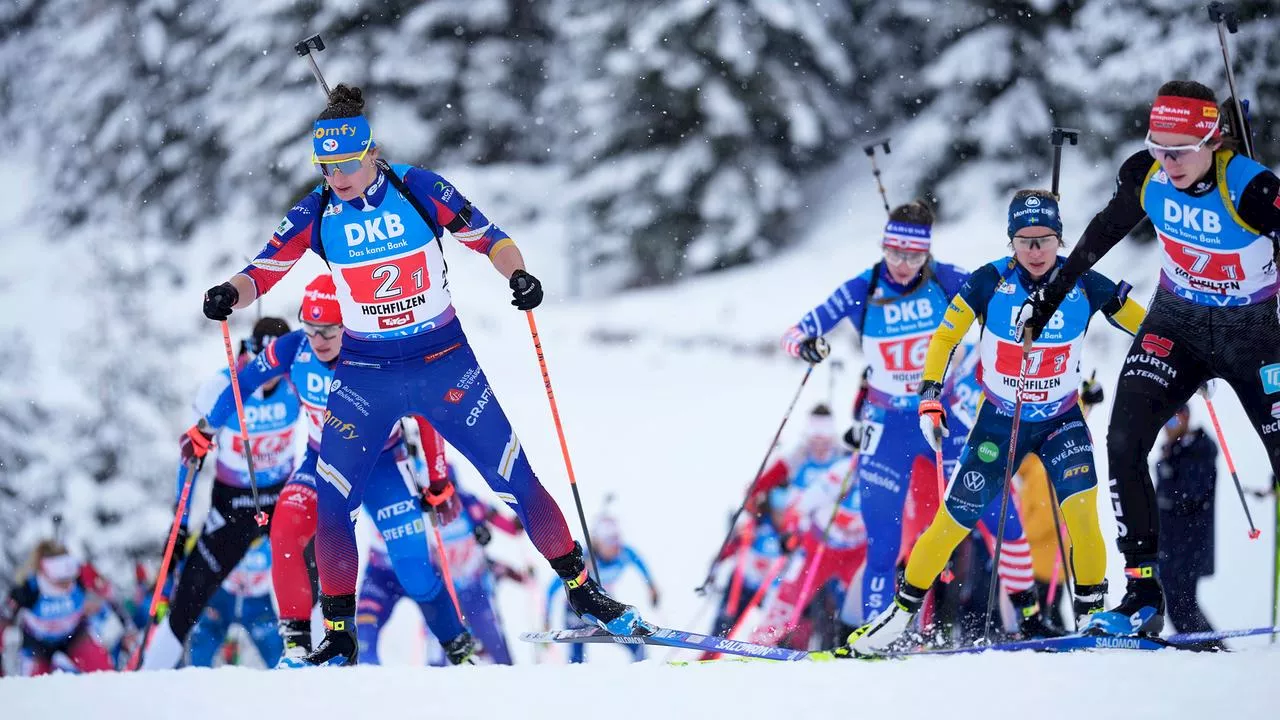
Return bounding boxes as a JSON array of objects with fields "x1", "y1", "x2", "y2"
[{"x1": 1140, "y1": 333, "x2": 1173, "y2": 358}]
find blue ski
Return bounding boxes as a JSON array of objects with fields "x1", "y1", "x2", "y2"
[
  {"x1": 520, "y1": 626, "x2": 809, "y2": 661},
  {"x1": 867, "y1": 624, "x2": 1280, "y2": 658}
]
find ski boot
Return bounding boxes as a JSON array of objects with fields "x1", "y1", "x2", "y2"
[
  {"x1": 1011, "y1": 589, "x2": 1066, "y2": 639},
  {"x1": 275, "y1": 618, "x2": 313, "y2": 669},
  {"x1": 839, "y1": 582, "x2": 927, "y2": 657},
  {"x1": 1072, "y1": 580, "x2": 1107, "y2": 627},
  {"x1": 549, "y1": 542, "x2": 653, "y2": 636},
  {"x1": 303, "y1": 594, "x2": 358, "y2": 666},
  {"x1": 1082, "y1": 564, "x2": 1165, "y2": 637},
  {"x1": 442, "y1": 631, "x2": 480, "y2": 666}
]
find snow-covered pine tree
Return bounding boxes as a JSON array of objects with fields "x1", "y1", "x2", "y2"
[
  {"x1": 902, "y1": 0, "x2": 1079, "y2": 214},
  {"x1": 545, "y1": 0, "x2": 861, "y2": 289},
  {"x1": 1054, "y1": 0, "x2": 1279, "y2": 170}
]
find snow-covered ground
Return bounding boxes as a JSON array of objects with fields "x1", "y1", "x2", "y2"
[
  {"x1": 3, "y1": 146, "x2": 1279, "y2": 714},
  {"x1": 4, "y1": 650, "x2": 1279, "y2": 720}
]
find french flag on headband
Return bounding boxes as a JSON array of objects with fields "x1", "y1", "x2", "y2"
[{"x1": 882, "y1": 221, "x2": 932, "y2": 252}]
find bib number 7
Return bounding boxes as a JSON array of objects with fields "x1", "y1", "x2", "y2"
[{"x1": 1161, "y1": 234, "x2": 1244, "y2": 282}]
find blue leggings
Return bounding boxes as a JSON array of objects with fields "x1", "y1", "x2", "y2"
[
  {"x1": 295, "y1": 447, "x2": 463, "y2": 644},
  {"x1": 316, "y1": 320, "x2": 573, "y2": 598},
  {"x1": 357, "y1": 559, "x2": 511, "y2": 665},
  {"x1": 187, "y1": 590, "x2": 281, "y2": 667},
  {"x1": 856, "y1": 402, "x2": 1026, "y2": 621}
]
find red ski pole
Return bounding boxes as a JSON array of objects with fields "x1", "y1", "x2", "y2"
[
  {"x1": 724, "y1": 517, "x2": 756, "y2": 618},
  {"x1": 220, "y1": 320, "x2": 269, "y2": 527},
  {"x1": 526, "y1": 311, "x2": 600, "y2": 581},
  {"x1": 427, "y1": 500, "x2": 468, "y2": 625},
  {"x1": 128, "y1": 459, "x2": 199, "y2": 671},
  {"x1": 1199, "y1": 387, "x2": 1262, "y2": 539}
]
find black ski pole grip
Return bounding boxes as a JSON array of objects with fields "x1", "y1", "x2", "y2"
[{"x1": 294, "y1": 34, "x2": 325, "y2": 56}]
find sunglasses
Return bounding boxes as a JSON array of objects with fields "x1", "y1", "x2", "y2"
[
  {"x1": 314, "y1": 145, "x2": 371, "y2": 177},
  {"x1": 1012, "y1": 234, "x2": 1061, "y2": 249},
  {"x1": 302, "y1": 322, "x2": 343, "y2": 340},
  {"x1": 1144, "y1": 120, "x2": 1219, "y2": 161},
  {"x1": 884, "y1": 248, "x2": 929, "y2": 268}
]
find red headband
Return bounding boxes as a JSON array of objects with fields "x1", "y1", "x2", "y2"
[{"x1": 1149, "y1": 95, "x2": 1220, "y2": 137}]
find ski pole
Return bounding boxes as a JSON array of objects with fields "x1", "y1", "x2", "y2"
[
  {"x1": 1207, "y1": 2, "x2": 1255, "y2": 159},
  {"x1": 697, "y1": 365, "x2": 815, "y2": 593},
  {"x1": 525, "y1": 310, "x2": 601, "y2": 582},
  {"x1": 294, "y1": 34, "x2": 332, "y2": 98},
  {"x1": 1050, "y1": 128, "x2": 1080, "y2": 200},
  {"x1": 1271, "y1": 477, "x2": 1278, "y2": 644},
  {"x1": 1043, "y1": 475, "x2": 1078, "y2": 631},
  {"x1": 427, "y1": 504, "x2": 467, "y2": 625},
  {"x1": 984, "y1": 333, "x2": 1033, "y2": 644},
  {"x1": 1198, "y1": 387, "x2": 1261, "y2": 539},
  {"x1": 932, "y1": 443, "x2": 955, "y2": 584},
  {"x1": 786, "y1": 454, "x2": 860, "y2": 629},
  {"x1": 863, "y1": 140, "x2": 892, "y2": 215},
  {"x1": 398, "y1": 417, "x2": 468, "y2": 624},
  {"x1": 128, "y1": 459, "x2": 199, "y2": 671},
  {"x1": 220, "y1": 320, "x2": 269, "y2": 527},
  {"x1": 724, "y1": 516, "x2": 756, "y2": 618}
]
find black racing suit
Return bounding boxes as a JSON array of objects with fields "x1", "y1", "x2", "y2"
[{"x1": 1037, "y1": 149, "x2": 1280, "y2": 567}]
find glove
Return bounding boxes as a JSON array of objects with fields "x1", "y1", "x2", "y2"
[
  {"x1": 1081, "y1": 371, "x2": 1104, "y2": 407},
  {"x1": 1017, "y1": 270, "x2": 1066, "y2": 341},
  {"x1": 798, "y1": 336, "x2": 830, "y2": 365},
  {"x1": 422, "y1": 481, "x2": 462, "y2": 525},
  {"x1": 179, "y1": 425, "x2": 215, "y2": 466},
  {"x1": 509, "y1": 269, "x2": 543, "y2": 311},
  {"x1": 203, "y1": 282, "x2": 239, "y2": 321},
  {"x1": 841, "y1": 423, "x2": 863, "y2": 452},
  {"x1": 472, "y1": 522, "x2": 493, "y2": 547},
  {"x1": 649, "y1": 586, "x2": 661, "y2": 608},
  {"x1": 918, "y1": 380, "x2": 949, "y2": 453}
]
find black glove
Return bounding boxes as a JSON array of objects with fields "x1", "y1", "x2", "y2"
[
  {"x1": 842, "y1": 424, "x2": 863, "y2": 452},
  {"x1": 798, "y1": 336, "x2": 830, "y2": 364},
  {"x1": 1018, "y1": 270, "x2": 1067, "y2": 342},
  {"x1": 509, "y1": 269, "x2": 543, "y2": 311},
  {"x1": 472, "y1": 522, "x2": 493, "y2": 546},
  {"x1": 1081, "y1": 372, "x2": 1104, "y2": 407},
  {"x1": 203, "y1": 282, "x2": 239, "y2": 321}
]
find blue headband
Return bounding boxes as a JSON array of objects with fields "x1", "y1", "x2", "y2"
[
  {"x1": 1007, "y1": 194, "x2": 1063, "y2": 237},
  {"x1": 312, "y1": 115, "x2": 375, "y2": 163},
  {"x1": 882, "y1": 221, "x2": 932, "y2": 252}
]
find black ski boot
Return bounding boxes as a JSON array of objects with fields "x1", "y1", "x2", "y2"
[
  {"x1": 276, "y1": 618, "x2": 313, "y2": 668},
  {"x1": 442, "y1": 631, "x2": 480, "y2": 665},
  {"x1": 1083, "y1": 564, "x2": 1165, "y2": 636},
  {"x1": 549, "y1": 543, "x2": 652, "y2": 636},
  {"x1": 303, "y1": 594, "x2": 358, "y2": 666},
  {"x1": 1072, "y1": 580, "x2": 1107, "y2": 627},
  {"x1": 1010, "y1": 589, "x2": 1066, "y2": 639}
]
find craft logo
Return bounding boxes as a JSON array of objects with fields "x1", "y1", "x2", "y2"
[{"x1": 1140, "y1": 333, "x2": 1173, "y2": 358}]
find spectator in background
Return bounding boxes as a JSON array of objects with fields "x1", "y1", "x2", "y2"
[{"x1": 1155, "y1": 404, "x2": 1220, "y2": 646}]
